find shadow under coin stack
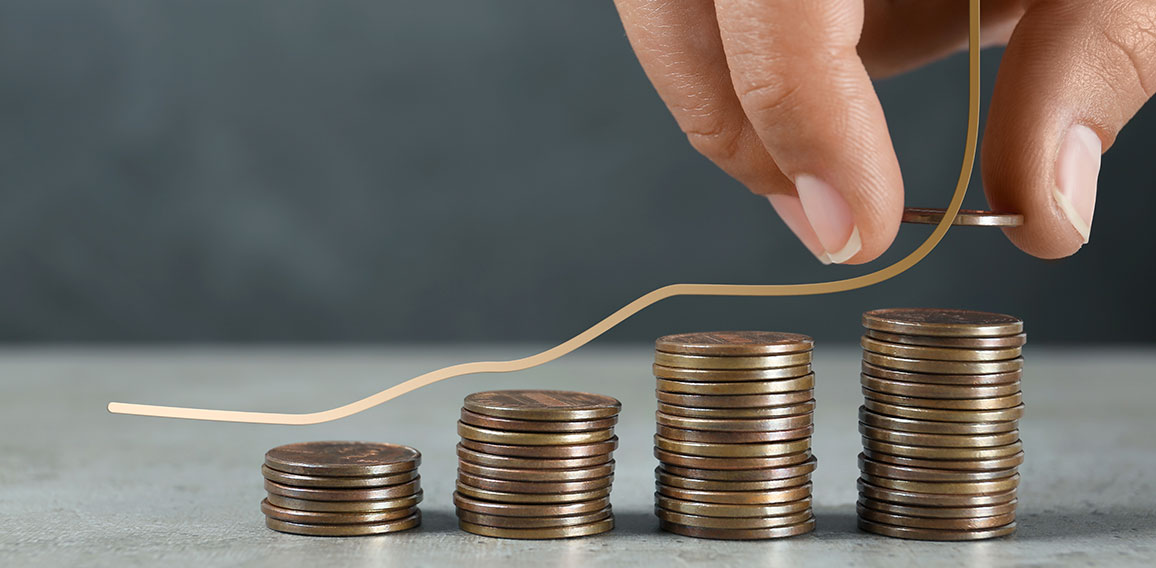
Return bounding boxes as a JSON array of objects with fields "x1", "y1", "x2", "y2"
[
  {"x1": 857, "y1": 308, "x2": 1026, "y2": 541},
  {"x1": 652, "y1": 332, "x2": 818, "y2": 540},
  {"x1": 261, "y1": 441, "x2": 423, "y2": 536},
  {"x1": 454, "y1": 390, "x2": 621, "y2": 539}
]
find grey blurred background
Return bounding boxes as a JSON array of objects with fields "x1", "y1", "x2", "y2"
[{"x1": 1, "y1": 1, "x2": 1152, "y2": 345}]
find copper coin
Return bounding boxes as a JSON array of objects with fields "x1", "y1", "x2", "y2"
[
  {"x1": 862, "y1": 308, "x2": 1023, "y2": 337},
  {"x1": 654, "y1": 494, "x2": 812, "y2": 518},
  {"x1": 861, "y1": 438, "x2": 1022, "y2": 459},
  {"x1": 660, "y1": 457, "x2": 817, "y2": 481},
  {"x1": 455, "y1": 481, "x2": 611, "y2": 504},
  {"x1": 656, "y1": 390, "x2": 813, "y2": 409},
  {"x1": 859, "y1": 408, "x2": 1018, "y2": 435},
  {"x1": 657, "y1": 424, "x2": 813, "y2": 444},
  {"x1": 857, "y1": 504, "x2": 1015, "y2": 530},
  {"x1": 452, "y1": 492, "x2": 610, "y2": 517},
  {"x1": 455, "y1": 444, "x2": 612, "y2": 469},
  {"x1": 657, "y1": 400, "x2": 816, "y2": 419},
  {"x1": 862, "y1": 361, "x2": 1022, "y2": 386},
  {"x1": 459, "y1": 408, "x2": 618, "y2": 433},
  {"x1": 464, "y1": 390, "x2": 620, "y2": 421},
  {"x1": 862, "y1": 449, "x2": 1025, "y2": 471},
  {"x1": 265, "y1": 441, "x2": 420, "y2": 477},
  {"x1": 861, "y1": 375, "x2": 1021, "y2": 400},
  {"x1": 655, "y1": 435, "x2": 811, "y2": 458},
  {"x1": 656, "y1": 468, "x2": 810, "y2": 491},
  {"x1": 864, "y1": 399, "x2": 1025, "y2": 422},
  {"x1": 265, "y1": 512, "x2": 421, "y2": 536},
  {"x1": 456, "y1": 471, "x2": 612, "y2": 494},
  {"x1": 264, "y1": 478, "x2": 421, "y2": 501},
  {"x1": 459, "y1": 437, "x2": 618, "y2": 458},
  {"x1": 866, "y1": 329, "x2": 1027, "y2": 349},
  {"x1": 655, "y1": 331, "x2": 814, "y2": 356},
  {"x1": 458, "y1": 460, "x2": 614, "y2": 482},
  {"x1": 857, "y1": 497, "x2": 1019, "y2": 519},
  {"x1": 654, "y1": 351, "x2": 812, "y2": 370},
  {"x1": 660, "y1": 518, "x2": 815, "y2": 539},
  {"x1": 859, "y1": 424, "x2": 1020, "y2": 448},
  {"x1": 654, "y1": 448, "x2": 813, "y2": 470},
  {"x1": 457, "y1": 423, "x2": 614, "y2": 446},
  {"x1": 858, "y1": 518, "x2": 1016, "y2": 540},
  {"x1": 260, "y1": 499, "x2": 416, "y2": 525},
  {"x1": 652, "y1": 364, "x2": 812, "y2": 382},
  {"x1": 456, "y1": 506, "x2": 613, "y2": 529},
  {"x1": 655, "y1": 509, "x2": 813, "y2": 530},
  {"x1": 861, "y1": 336, "x2": 1022, "y2": 362},
  {"x1": 656, "y1": 375, "x2": 814, "y2": 395},
  {"x1": 458, "y1": 517, "x2": 614, "y2": 539},
  {"x1": 859, "y1": 473, "x2": 1020, "y2": 495},
  {"x1": 863, "y1": 388, "x2": 1023, "y2": 410},
  {"x1": 857, "y1": 454, "x2": 1018, "y2": 482},
  {"x1": 857, "y1": 479, "x2": 1016, "y2": 507},
  {"x1": 656, "y1": 411, "x2": 812, "y2": 432},
  {"x1": 265, "y1": 491, "x2": 423, "y2": 513},
  {"x1": 657, "y1": 482, "x2": 812, "y2": 505},
  {"x1": 862, "y1": 352, "x2": 1024, "y2": 375},
  {"x1": 261, "y1": 465, "x2": 419, "y2": 488},
  {"x1": 901, "y1": 207, "x2": 1024, "y2": 227}
]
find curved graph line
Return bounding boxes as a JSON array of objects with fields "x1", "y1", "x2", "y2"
[{"x1": 108, "y1": 2, "x2": 982, "y2": 425}]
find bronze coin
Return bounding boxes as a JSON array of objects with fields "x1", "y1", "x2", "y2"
[
  {"x1": 865, "y1": 329, "x2": 1027, "y2": 349},
  {"x1": 265, "y1": 441, "x2": 420, "y2": 477},
  {"x1": 458, "y1": 460, "x2": 614, "y2": 482},
  {"x1": 857, "y1": 479, "x2": 1016, "y2": 507},
  {"x1": 654, "y1": 494, "x2": 812, "y2": 518},
  {"x1": 857, "y1": 497, "x2": 1019, "y2": 519},
  {"x1": 456, "y1": 506, "x2": 613, "y2": 529},
  {"x1": 457, "y1": 422, "x2": 614, "y2": 446},
  {"x1": 660, "y1": 457, "x2": 817, "y2": 481},
  {"x1": 657, "y1": 482, "x2": 813, "y2": 505},
  {"x1": 859, "y1": 473, "x2": 1020, "y2": 495},
  {"x1": 858, "y1": 518, "x2": 1016, "y2": 541},
  {"x1": 861, "y1": 438, "x2": 1022, "y2": 459},
  {"x1": 654, "y1": 351, "x2": 812, "y2": 370},
  {"x1": 901, "y1": 207, "x2": 1024, "y2": 227},
  {"x1": 656, "y1": 411, "x2": 812, "y2": 432},
  {"x1": 861, "y1": 336, "x2": 1022, "y2": 362},
  {"x1": 452, "y1": 492, "x2": 610, "y2": 517},
  {"x1": 862, "y1": 308, "x2": 1023, "y2": 337},
  {"x1": 857, "y1": 504, "x2": 1015, "y2": 530},
  {"x1": 463, "y1": 390, "x2": 621, "y2": 421},
  {"x1": 655, "y1": 509, "x2": 813, "y2": 530},
  {"x1": 260, "y1": 499, "x2": 416, "y2": 525},
  {"x1": 859, "y1": 408, "x2": 1018, "y2": 435},
  {"x1": 659, "y1": 518, "x2": 815, "y2": 540},
  {"x1": 261, "y1": 465, "x2": 419, "y2": 488},
  {"x1": 456, "y1": 471, "x2": 612, "y2": 494},
  {"x1": 652, "y1": 364, "x2": 812, "y2": 383},
  {"x1": 655, "y1": 331, "x2": 814, "y2": 356},
  {"x1": 657, "y1": 424, "x2": 813, "y2": 444},
  {"x1": 861, "y1": 375, "x2": 1021, "y2": 400},
  {"x1": 654, "y1": 448, "x2": 813, "y2": 470},
  {"x1": 857, "y1": 454, "x2": 1018, "y2": 482},
  {"x1": 458, "y1": 517, "x2": 614, "y2": 539},
  {"x1": 864, "y1": 399, "x2": 1026, "y2": 422},
  {"x1": 862, "y1": 352, "x2": 1024, "y2": 375},
  {"x1": 862, "y1": 449, "x2": 1025, "y2": 471},
  {"x1": 459, "y1": 437, "x2": 619, "y2": 459},
  {"x1": 656, "y1": 467, "x2": 810, "y2": 491},
  {"x1": 863, "y1": 388, "x2": 1024, "y2": 410},
  {"x1": 455, "y1": 481, "x2": 611, "y2": 504},
  {"x1": 657, "y1": 375, "x2": 814, "y2": 396},
  {"x1": 657, "y1": 400, "x2": 816, "y2": 419},
  {"x1": 656, "y1": 390, "x2": 813, "y2": 409},
  {"x1": 655, "y1": 435, "x2": 811, "y2": 458},
  {"x1": 264, "y1": 478, "x2": 421, "y2": 501},
  {"x1": 859, "y1": 424, "x2": 1020, "y2": 448},
  {"x1": 459, "y1": 408, "x2": 618, "y2": 433},
  {"x1": 265, "y1": 512, "x2": 421, "y2": 536},
  {"x1": 862, "y1": 361, "x2": 1022, "y2": 385},
  {"x1": 455, "y1": 444, "x2": 612, "y2": 469},
  {"x1": 264, "y1": 491, "x2": 423, "y2": 513}
]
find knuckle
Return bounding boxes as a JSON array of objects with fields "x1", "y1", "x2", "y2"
[
  {"x1": 680, "y1": 116, "x2": 745, "y2": 164},
  {"x1": 735, "y1": 80, "x2": 804, "y2": 121},
  {"x1": 1100, "y1": 1, "x2": 1156, "y2": 98}
]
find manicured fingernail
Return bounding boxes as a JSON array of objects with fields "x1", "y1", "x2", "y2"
[
  {"x1": 767, "y1": 194, "x2": 831, "y2": 264},
  {"x1": 1054, "y1": 124, "x2": 1101, "y2": 244},
  {"x1": 794, "y1": 174, "x2": 861, "y2": 264}
]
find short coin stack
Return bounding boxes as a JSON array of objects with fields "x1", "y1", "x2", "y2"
[
  {"x1": 857, "y1": 308, "x2": 1026, "y2": 541},
  {"x1": 261, "y1": 441, "x2": 423, "y2": 536},
  {"x1": 652, "y1": 332, "x2": 818, "y2": 539},
  {"x1": 454, "y1": 390, "x2": 621, "y2": 539}
]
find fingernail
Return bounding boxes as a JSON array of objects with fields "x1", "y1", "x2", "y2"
[
  {"x1": 767, "y1": 194, "x2": 831, "y2": 264},
  {"x1": 794, "y1": 174, "x2": 861, "y2": 264},
  {"x1": 1054, "y1": 124, "x2": 1101, "y2": 244}
]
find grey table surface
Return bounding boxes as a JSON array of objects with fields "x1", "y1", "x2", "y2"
[{"x1": 2, "y1": 346, "x2": 1155, "y2": 567}]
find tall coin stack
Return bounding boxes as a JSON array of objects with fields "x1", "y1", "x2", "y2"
[
  {"x1": 857, "y1": 308, "x2": 1026, "y2": 541},
  {"x1": 652, "y1": 332, "x2": 818, "y2": 539},
  {"x1": 261, "y1": 441, "x2": 423, "y2": 536},
  {"x1": 454, "y1": 390, "x2": 621, "y2": 539}
]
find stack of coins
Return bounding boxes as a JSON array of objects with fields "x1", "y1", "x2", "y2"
[
  {"x1": 857, "y1": 308, "x2": 1026, "y2": 541},
  {"x1": 453, "y1": 390, "x2": 621, "y2": 539},
  {"x1": 260, "y1": 441, "x2": 423, "y2": 536},
  {"x1": 652, "y1": 332, "x2": 818, "y2": 540}
]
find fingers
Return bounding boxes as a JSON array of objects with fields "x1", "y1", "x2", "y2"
[
  {"x1": 714, "y1": 0, "x2": 903, "y2": 263},
  {"x1": 982, "y1": 0, "x2": 1156, "y2": 258}
]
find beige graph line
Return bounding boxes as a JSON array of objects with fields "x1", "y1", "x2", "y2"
[{"x1": 108, "y1": 1, "x2": 982, "y2": 425}]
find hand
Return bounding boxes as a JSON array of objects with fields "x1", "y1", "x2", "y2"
[{"x1": 613, "y1": 0, "x2": 1155, "y2": 262}]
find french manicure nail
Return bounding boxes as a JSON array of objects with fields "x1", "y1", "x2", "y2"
[
  {"x1": 767, "y1": 194, "x2": 831, "y2": 264},
  {"x1": 794, "y1": 174, "x2": 861, "y2": 264},
  {"x1": 1054, "y1": 124, "x2": 1101, "y2": 244}
]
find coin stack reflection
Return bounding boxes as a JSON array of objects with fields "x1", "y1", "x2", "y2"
[
  {"x1": 260, "y1": 441, "x2": 423, "y2": 536},
  {"x1": 652, "y1": 332, "x2": 817, "y2": 539},
  {"x1": 454, "y1": 390, "x2": 621, "y2": 539},
  {"x1": 857, "y1": 308, "x2": 1026, "y2": 541}
]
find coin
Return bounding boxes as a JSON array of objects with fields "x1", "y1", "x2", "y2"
[
  {"x1": 260, "y1": 465, "x2": 419, "y2": 488},
  {"x1": 857, "y1": 504, "x2": 1015, "y2": 530},
  {"x1": 463, "y1": 390, "x2": 621, "y2": 421},
  {"x1": 862, "y1": 308, "x2": 1023, "y2": 337},
  {"x1": 901, "y1": 207, "x2": 1024, "y2": 227},
  {"x1": 459, "y1": 517, "x2": 614, "y2": 539},
  {"x1": 657, "y1": 482, "x2": 812, "y2": 505},
  {"x1": 656, "y1": 411, "x2": 812, "y2": 432},
  {"x1": 857, "y1": 479, "x2": 1016, "y2": 507},
  {"x1": 864, "y1": 399, "x2": 1026, "y2": 422},
  {"x1": 858, "y1": 517, "x2": 1016, "y2": 540},
  {"x1": 260, "y1": 499, "x2": 416, "y2": 525},
  {"x1": 857, "y1": 497, "x2": 1019, "y2": 519},
  {"x1": 654, "y1": 494, "x2": 812, "y2": 518},
  {"x1": 656, "y1": 424, "x2": 814, "y2": 444},
  {"x1": 652, "y1": 364, "x2": 812, "y2": 382},
  {"x1": 657, "y1": 468, "x2": 810, "y2": 491},
  {"x1": 661, "y1": 457, "x2": 817, "y2": 481},
  {"x1": 654, "y1": 448, "x2": 813, "y2": 470},
  {"x1": 265, "y1": 512, "x2": 421, "y2": 536},
  {"x1": 459, "y1": 437, "x2": 619, "y2": 459},
  {"x1": 859, "y1": 424, "x2": 1020, "y2": 448},
  {"x1": 857, "y1": 454, "x2": 1017, "y2": 482},
  {"x1": 654, "y1": 351, "x2": 812, "y2": 370},
  {"x1": 459, "y1": 408, "x2": 619, "y2": 433},
  {"x1": 655, "y1": 331, "x2": 814, "y2": 356},
  {"x1": 859, "y1": 408, "x2": 1018, "y2": 435},
  {"x1": 457, "y1": 460, "x2": 614, "y2": 482},
  {"x1": 455, "y1": 482, "x2": 611, "y2": 504},
  {"x1": 657, "y1": 400, "x2": 816, "y2": 419},
  {"x1": 861, "y1": 375, "x2": 1021, "y2": 400},
  {"x1": 265, "y1": 490, "x2": 423, "y2": 513},
  {"x1": 452, "y1": 492, "x2": 610, "y2": 517},
  {"x1": 862, "y1": 352, "x2": 1024, "y2": 374},
  {"x1": 865, "y1": 329, "x2": 1027, "y2": 349},
  {"x1": 455, "y1": 444, "x2": 612, "y2": 469},
  {"x1": 457, "y1": 423, "x2": 614, "y2": 446},
  {"x1": 859, "y1": 473, "x2": 1019, "y2": 495},
  {"x1": 656, "y1": 375, "x2": 814, "y2": 396},
  {"x1": 862, "y1": 449, "x2": 1025, "y2": 471},
  {"x1": 655, "y1": 435, "x2": 811, "y2": 458},
  {"x1": 456, "y1": 471, "x2": 612, "y2": 494},
  {"x1": 862, "y1": 362, "x2": 1022, "y2": 386},
  {"x1": 265, "y1": 441, "x2": 421, "y2": 477},
  {"x1": 861, "y1": 438, "x2": 1022, "y2": 459},
  {"x1": 264, "y1": 478, "x2": 421, "y2": 501},
  {"x1": 656, "y1": 390, "x2": 813, "y2": 409},
  {"x1": 659, "y1": 518, "x2": 815, "y2": 539},
  {"x1": 863, "y1": 388, "x2": 1023, "y2": 410},
  {"x1": 861, "y1": 336, "x2": 1022, "y2": 362},
  {"x1": 654, "y1": 509, "x2": 813, "y2": 530},
  {"x1": 455, "y1": 507, "x2": 613, "y2": 529}
]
